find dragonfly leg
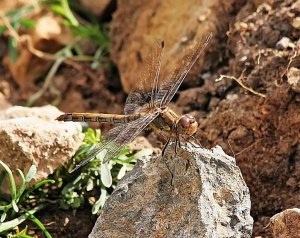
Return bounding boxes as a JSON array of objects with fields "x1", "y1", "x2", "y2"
[
  {"x1": 178, "y1": 137, "x2": 182, "y2": 148},
  {"x1": 191, "y1": 135, "x2": 202, "y2": 148},
  {"x1": 162, "y1": 137, "x2": 171, "y2": 156},
  {"x1": 180, "y1": 135, "x2": 202, "y2": 149},
  {"x1": 174, "y1": 137, "x2": 181, "y2": 154}
]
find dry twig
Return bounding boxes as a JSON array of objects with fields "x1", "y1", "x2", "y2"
[{"x1": 216, "y1": 70, "x2": 266, "y2": 98}]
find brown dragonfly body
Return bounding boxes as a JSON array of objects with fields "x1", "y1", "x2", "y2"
[
  {"x1": 57, "y1": 34, "x2": 212, "y2": 171},
  {"x1": 57, "y1": 106, "x2": 198, "y2": 137},
  {"x1": 57, "y1": 112, "x2": 142, "y2": 124}
]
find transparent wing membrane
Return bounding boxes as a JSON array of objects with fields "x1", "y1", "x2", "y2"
[
  {"x1": 124, "y1": 40, "x2": 164, "y2": 115},
  {"x1": 124, "y1": 91, "x2": 151, "y2": 115},
  {"x1": 159, "y1": 33, "x2": 212, "y2": 106},
  {"x1": 71, "y1": 113, "x2": 159, "y2": 172}
]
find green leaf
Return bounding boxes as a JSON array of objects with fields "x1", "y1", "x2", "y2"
[
  {"x1": 12, "y1": 200, "x2": 19, "y2": 213},
  {"x1": 86, "y1": 179, "x2": 94, "y2": 191},
  {"x1": 92, "y1": 186, "x2": 107, "y2": 214},
  {"x1": 0, "y1": 26, "x2": 7, "y2": 35},
  {"x1": 100, "y1": 163, "x2": 112, "y2": 188},
  {"x1": 131, "y1": 148, "x2": 153, "y2": 160},
  {"x1": 14, "y1": 225, "x2": 33, "y2": 238},
  {"x1": 51, "y1": 5, "x2": 67, "y2": 18},
  {"x1": 96, "y1": 149, "x2": 107, "y2": 162},
  {"x1": 19, "y1": 18, "x2": 36, "y2": 29},
  {"x1": 19, "y1": 179, "x2": 55, "y2": 204},
  {"x1": 17, "y1": 169, "x2": 25, "y2": 182},
  {"x1": 0, "y1": 205, "x2": 45, "y2": 233},
  {"x1": 114, "y1": 148, "x2": 131, "y2": 158},
  {"x1": 70, "y1": 197, "x2": 83, "y2": 209},
  {"x1": 0, "y1": 161, "x2": 17, "y2": 201},
  {"x1": 0, "y1": 212, "x2": 7, "y2": 222},
  {"x1": 117, "y1": 164, "x2": 127, "y2": 180},
  {"x1": 61, "y1": 0, "x2": 79, "y2": 27},
  {"x1": 123, "y1": 148, "x2": 153, "y2": 164},
  {"x1": 25, "y1": 209, "x2": 52, "y2": 238},
  {"x1": 16, "y1": 165, "x2": 37, "y2": 201},
  {"x1": 25, "y1": 165, "x2": 37, "y2": 182},
  {"x1": 8, "y1": 37, "x2": 18, "y2": 63}
]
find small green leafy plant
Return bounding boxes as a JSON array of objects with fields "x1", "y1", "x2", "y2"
[
  {"x1": 59, "y1": 128, "x2": 153, "y2": 214},
  {"x1": 0, "y1": 162, "x2": 54, "y2": 237}
]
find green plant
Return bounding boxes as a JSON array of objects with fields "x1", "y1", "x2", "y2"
[
  {"x1": 0, "y1": 4, "x2": 37, "y2": 63},
  {"x1": 59, "y1": 128, "x2": 153, "y2": 214},
  {"x1": 0, "y1": 162, "x2": 54, "y2": 237}
]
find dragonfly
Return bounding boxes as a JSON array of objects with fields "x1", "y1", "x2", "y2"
[{"x1": 57, "y1": 33, "x2": 212, "y2": 172}]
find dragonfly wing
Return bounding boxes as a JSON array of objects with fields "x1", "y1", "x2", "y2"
[
  {"x1": 102, "y1": 112, "x2": 159, "y2": 163},
  {"x1": 124, "y1": 91, "x2": 151, "y2": 115},
  {"x1": 71, "y1": 112, "x2": 158, "y2": 172},
  {"x1": 124, "y1": 40, "x2": 164, "y2": 115},
  {"x1": 158, "y1": 33, "x2": 212, "y2": 107}
]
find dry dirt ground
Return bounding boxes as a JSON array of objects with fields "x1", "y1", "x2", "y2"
[{"x1": 1, "y1": 0, "x2": 300, "y2": 237}]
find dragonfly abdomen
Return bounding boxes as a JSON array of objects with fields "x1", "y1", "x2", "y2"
[{"x1": 56, "y1": 113, "x2": 142, "y2": 124}]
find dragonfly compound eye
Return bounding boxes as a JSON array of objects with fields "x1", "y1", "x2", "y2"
[{"x1": 177, "y1": 114, "x2": 198, "y2": 136}]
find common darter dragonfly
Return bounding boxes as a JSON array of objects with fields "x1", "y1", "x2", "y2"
[{"x1": 57, "y1": 33, "x2": 212, "y2": 172}]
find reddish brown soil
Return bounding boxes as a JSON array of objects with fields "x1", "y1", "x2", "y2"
[
  {"x1": 25, "y1": 206, "x2": 97, "y2": 238},
  {"x1": 195, "y1": 1, "x2": 300, "y2": 236}
]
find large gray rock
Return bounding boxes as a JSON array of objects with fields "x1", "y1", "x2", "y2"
[
  {"x1": 89, "y1": 143, "x2": 253, "y2": 238},
  {"x1": 0, "y1": 105, "x2": 84, "y2": 196}
]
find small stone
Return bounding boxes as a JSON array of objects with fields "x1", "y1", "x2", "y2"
[
  {"x1": 177, "y1": 87, "x2": 209, "y2": 110},
  {"x1": 0, "y1": 92, "x2": 11, "y2": 110},
  {"x1": 239, "y1": 55, "x2": 248, "y2": 62},
  {"x1": 198, "y1": 15, "x2": 207, "y2": 22},
  {"x1": 276, "y1": 37, "x2": 294, "y2": 50},
  {"x1": 292, "y1": 17, "x2": 300, "y2": 29},
  {"x1": 270, "y1": 208, "x2": 300, "y2": 238},
  {"x1": 292, "y1": 0, "x2": 300, "y2": 13},
  {"x1": 239, "y1": 22, "x2": 249, "y2": 30},
  {"x1": 287, "y1": 67, "x2": 300, "y2": 93},
  {"x1": 180, "y1": 36, "x2": 189, "y2": 43},
  {"x1": 0, "y1": 105, "x2": 84, "y2": 196}
]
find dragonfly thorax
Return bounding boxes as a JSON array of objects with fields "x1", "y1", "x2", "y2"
[{"x1": 176, "y1": 114, "x2": 198, "y2": 137}]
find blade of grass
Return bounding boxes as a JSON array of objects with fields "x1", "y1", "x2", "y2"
[
  {"x1": 0, "y1": 161, "x2": 17, "y2": 203},
  {"x1": 19, "y1": 179, "x2": 55, "y2": 204},
  {"x1": 25, "y1": 210, "x2": 52, "y2": 238},
  {"x1": 14, "y1": 225, "x2": 34, "y2": 238},
  {"x1": 0, "y1": 204, "x2": 45, "y2": 233},
  {"x1": 61, "y1": 0, "x2": 78, "y2": 27}
]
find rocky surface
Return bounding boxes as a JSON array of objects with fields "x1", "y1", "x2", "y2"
[
  {"x1": 89, "y1": 143, "x2": 253, "y2": 238},
  {"x1": 270, "y1": 208, "x2": 300, "y2": 238},
  {"x1": 0, "y1": 105, "x2": 84, "y2": 196},
  {"x1": 110, "y1": 0, "x2": 238, "y2": 93}
]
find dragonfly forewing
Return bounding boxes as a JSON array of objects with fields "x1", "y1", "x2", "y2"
[
  {"x1": 159, "y1": 33, "x2": 212, "y2": 106},
  {"x1": 124, "y1": 40, "x2": 165, "y2": 115}
]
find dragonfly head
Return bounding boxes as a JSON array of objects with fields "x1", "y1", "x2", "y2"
[{"x1": 176, "y1": 114, "x2": 198, "y2": 137}]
